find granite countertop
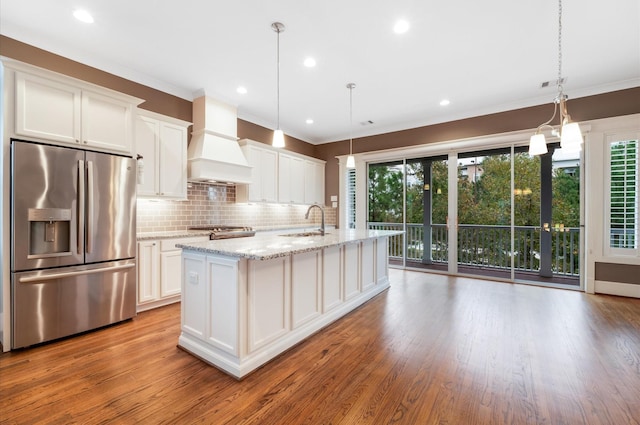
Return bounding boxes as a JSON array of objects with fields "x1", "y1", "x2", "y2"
[
  {"x1": 136, "y1": 230, "x2": 212, "y2": 241},
  {"x1": 176, "y1": 229, "x2": 403, "y2": 261},
  {"x1": 136, "y1": 226, "x2": 337, "y2": 241}
]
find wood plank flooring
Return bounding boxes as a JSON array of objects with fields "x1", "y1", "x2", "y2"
[{"x1": 2, "y1": 269, "x2": 640, "y2": 424}]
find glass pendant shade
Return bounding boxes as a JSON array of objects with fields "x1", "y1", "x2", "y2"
[
  {"x1": 272, "y1": 129, "x2": 285, "y2": 148},
  {"x1": 346, "y1": 155, "x2": 355, "y2": 168},
  {"x1": 560, "y1": 122, "x2": 583, "y2": 152},
  {"x1": 528, "y1": 133, "x2": 548, "y2": 155}
]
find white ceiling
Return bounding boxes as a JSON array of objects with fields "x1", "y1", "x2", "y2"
[{"x1": 1, "y1": 0, "x2": 639, "y2": 144}]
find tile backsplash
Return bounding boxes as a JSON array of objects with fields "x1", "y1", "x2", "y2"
[{"x1": 137, "y1": 182, "x2": 336, "y2": 233}]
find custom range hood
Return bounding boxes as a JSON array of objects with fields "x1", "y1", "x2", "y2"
[{"x1": 187, "y1": 94, "x2": 252, "y2": 184}]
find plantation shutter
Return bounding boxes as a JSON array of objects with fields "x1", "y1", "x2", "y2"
[
  {"x1": 346, "y1": 168, "x2": 356, "y2": 229},
  {"x1": 609, "y1": 139, "x2": 638, "y2": 250}
]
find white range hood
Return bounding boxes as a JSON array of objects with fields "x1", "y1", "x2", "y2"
[{"x1": 187, "y1": 95, "x2": 252, "y2": 184}]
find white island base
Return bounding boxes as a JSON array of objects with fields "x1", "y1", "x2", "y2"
[{"x1": 178, "y1": 234, "x2": 392, "y2": 379}]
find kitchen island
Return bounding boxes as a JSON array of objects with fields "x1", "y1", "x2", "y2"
[{"x1": 176, "y1": 229, "x2": 402, "y2": 379}]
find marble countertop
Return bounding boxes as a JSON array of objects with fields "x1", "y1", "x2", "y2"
[{"x1": 177, "y1": 229, "x2": 403, "y2": 260}]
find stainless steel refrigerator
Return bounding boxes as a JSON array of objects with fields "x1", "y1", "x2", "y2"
[{"x1": 10, "y1": 140, "x2": 137, "y2": 349}]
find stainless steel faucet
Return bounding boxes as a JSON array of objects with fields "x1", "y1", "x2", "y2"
[{"x1": 305, "y1": 204, "x2": 325, "y2": 235}]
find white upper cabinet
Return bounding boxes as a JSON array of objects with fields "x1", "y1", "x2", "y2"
[
  {"x1": 9, "y1": 61, "x2": 142, "y2": 154},
  {"x1": 81, "y1": 90, "x2": 134, "y2": 153},
  {"x1": 237, "y1": 139, "x2": 325, "y2": 205},
  {"x1": 304, "y1": 159, "x2": 325, "y2": 205},
  {"x1": 278, "y1": 152, "x2": 305, "y2": 204},
  {"x1": 135, "y1": 110, "x2": 191, "y2": 199},
  {"x1": 15, "y1": 71, "x2": 81, "y2": 145},
  {"x1": 237, "y1": 141, "x2": 278, "y2": 203}
]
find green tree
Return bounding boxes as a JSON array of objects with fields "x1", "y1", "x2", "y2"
[
  {"x1": 552, "y1": 168, "x2": 580, "y2": 227},
  {"x1": 368, "y1": 163, "x2": 403, "y2": 223},
  {"x1": 405, "y1": 161, "x2": 424, "y2": 224}
]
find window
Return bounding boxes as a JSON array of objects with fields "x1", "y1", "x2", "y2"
[
  {"x1": 346, "y1": 168, "x2": 356, "y2": 229},
  {"x1": 608, "y1": 137, "x2": 638, "y2": 251}
]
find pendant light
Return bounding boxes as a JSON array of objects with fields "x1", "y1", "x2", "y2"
[
  {"x1": 272, "y1": 22, "x2": 286, "y2": 148},
  {"x1": 529, "y1": 0, "x2": 583, "y2": 155},
  {"x1": 346, "y1": 83, "x2": 356, "y2": 168}
]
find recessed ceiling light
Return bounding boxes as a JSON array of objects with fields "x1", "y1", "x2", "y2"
[
  {"x1": 306, "y1": 119, "x2": 314, "y2": 124},
  {"x1": 73, "y1": 9, "x2": 94, "y2": 23},
  {"x1": 440, "y1": 99, "x2": 451, "y2": 106},
  {"x1": 303, "y1": 57, "x2": 316, "y2": 67},
  {"x1": 394, "y1": 20, "x2": 410, "y2": 34},
  {"x1": 237, "y1": 86, "x2": 248, "y2": 94}
]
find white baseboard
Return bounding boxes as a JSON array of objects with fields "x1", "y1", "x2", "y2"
[{"x1": 594, "y1": 280, "x2": 640, "y2": 298}]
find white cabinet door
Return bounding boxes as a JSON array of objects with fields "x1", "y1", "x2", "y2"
[
  {"x1": 241, "y1": 144, "x2": 278, "y2": 203},
  {"x1": 135, "y1": 112, "x2": 189, "y2": 199},
  {"x1": 278, "y1": 153, "x2": 292, "y2": 203},
  {"x1": 137, "y1": 240, "x2": 159, "y2": 304},
  {"x1": 290, "y1": 156, "x2": 305, "y2": 203},
  {"x1": 160, "y1": 249, "x2": 183, "y2": 298},
  {"x1": 304, "y1": 160, "x2": 325, "y2": 205},
  {"x1": 81, "y1": 90, "x2": 133, "y2": 153},
  {"x1": 15, "y1": 71, "x2": 81, "y2": 145},
  {"x1": 158, "y1": 122, "x2": 187, "y2": 198},
  {"x1": 135, "y1": 116, "x2": 160, "y2": 196},
  {"x1": 279, "y1": 153, "x2": 305, "y2": 204},
  {"x1": 259, "y1": 149, "x2": 278, "y2": 202}
]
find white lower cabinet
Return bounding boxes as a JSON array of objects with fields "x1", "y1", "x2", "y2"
[
  {"x1": 137, "y1": 236, "x2": 209, "y2": 311},
  {"x1": 178, "y1": 236, "x2": 391, "y2": 379}
]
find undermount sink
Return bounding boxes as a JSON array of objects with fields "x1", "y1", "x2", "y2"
[{"x1": 280, "y1": 231, "x2": 328, "y2": 237}]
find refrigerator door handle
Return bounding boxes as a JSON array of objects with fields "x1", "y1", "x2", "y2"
[
  {"x1": 18, "y1": 263, "x2": 136, "y2": 283},
  {"x1": 78, "y1": 159, "x2": 85, "y2": 255},
  {"x1": 86, "y1": 160, "x2": 94, "y2": 254}
]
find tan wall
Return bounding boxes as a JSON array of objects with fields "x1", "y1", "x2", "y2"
[
  {"x1": 3, "y1": 35, "x2": 639, "y2": 209},
  {"x1": 316, "y1": 87, "x2": 640, "y2": 207},
  {"x1": 0, "y1": 36, "x2": 315, "y2": 159},
  {"x1": 0, "y1": 35, "x2": 192, "y2": 121}
]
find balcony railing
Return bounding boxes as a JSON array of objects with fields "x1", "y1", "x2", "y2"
[{"x1": 368, "y1": 222, "x2": 580, "y2": 277}]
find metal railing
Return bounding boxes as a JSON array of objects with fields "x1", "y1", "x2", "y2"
[{"x1": 368, "y1": 222, "x2": 580, "y2": 277}]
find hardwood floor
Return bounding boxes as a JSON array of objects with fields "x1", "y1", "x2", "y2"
[{"x1": 2, "y1": 269, "x2": 640, "y2": 424}]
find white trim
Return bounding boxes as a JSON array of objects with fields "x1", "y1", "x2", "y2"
[{"x1": 594, "y1": 280, "x2": 640, "y2": 298}]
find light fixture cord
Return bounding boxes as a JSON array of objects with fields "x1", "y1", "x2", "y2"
[
  {"x1": 557, "y1": 0, "x2": 563, "y2": 96},
  {"x1": 349, "y1": 85, "x2": 353, "y2": 155},
  {"x1": 276, "y1": 28, "x2": 281, "y2": 130}
]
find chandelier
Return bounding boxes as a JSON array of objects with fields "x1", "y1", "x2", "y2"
[{"x1": 529, "y1": 0, "x2": 583, "y2": 155}]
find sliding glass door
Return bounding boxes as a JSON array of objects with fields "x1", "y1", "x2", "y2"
[
  {"x1": 456, "y1": 149, "x2": 513, "y2": 279},
  {"x1": 366, "y1": 144, "x2": 581, "y2": 286}
]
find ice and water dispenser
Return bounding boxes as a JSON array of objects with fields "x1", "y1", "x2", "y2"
[{"x1": 27, "y1": 208, "x2": 72, "y2": 258}]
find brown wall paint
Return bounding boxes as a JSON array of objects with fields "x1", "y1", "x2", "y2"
[
  {"x1": 595, "y1": 263, "x2": 640, "y2": 285},
  {"x1": 0, "y1": 35, "x2": 193, "y2": 122},
  {"x1": 1, "y1": 36, "x2": 319, "y2": 159},
  {"x1": 237, "y1": 119, "x2": 316, "y2": 158},
  {"x1": 316, "y1": 87, "x2": 640, "y2": 208},
  {"x1": 3, "y1": 35, "x2": 639, "y2": 211}
]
